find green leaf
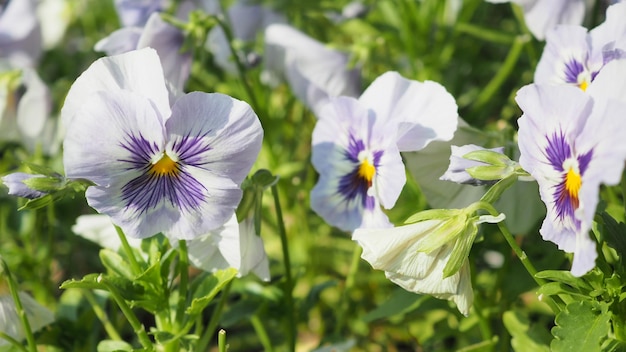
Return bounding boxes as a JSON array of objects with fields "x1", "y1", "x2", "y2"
[
  {"x1": 59, "y1": 274, "x2": 104, "y2": 290},
  {"x1": 503, "y1": 310, "x2": 550, "y2": 352},
  {"x1": 186, "y1": 268, "x2": 237, "y2": 315},
  {"x1": 535, "y1": 282, "x2": 589, "y2": 300},
  {"x1": 535, "y1": 270, "x2": 593, "y2": 292},
  {"x1": 462, "y1": 149, "x2": 512, "y2": 166},
  {"x1": 362, "y1": 289, "x2": 427, "y2": 323},
  {"x1": 100, "y1": 249, "x2": 135, "y2": 280},
  {"x1": 97, "y1": 340, "x2": 133, "y2": 352},
  {"x1": 443, "y1": 222, "x2": 477, "y2": 277},
  {"x1": 551, "y1": 301, "x2": 610, "y2": 352},
  {"x1": 600, "y1": 213, "x2": 626, "y2": 271}
]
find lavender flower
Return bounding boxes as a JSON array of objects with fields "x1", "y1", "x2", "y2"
[
  {"x1": 62, "y1": 48, "x2": 263, "y2": 240},
  {"x1": 311, "y1": 72, "x2": 458, "y2": 231},
  {"x1": 516, "y1": 62, "x2": 626, "y2": 276}
]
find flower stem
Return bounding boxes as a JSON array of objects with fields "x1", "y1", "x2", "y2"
[
  {"x1": 0, "y1": 259, "x2": 36, "y2": 352},
  {"x1": 176, "y1": 240, "x2": 189, "y2": 329},
  {"x1": 98, "y1": 275, "x2": 154, "y2": 350},
  {"x1": 218, "y1": 329, "x2": 227, "y2": 352},
  {"x1": 214, "y1": 16, "x2": 261, "y2": 113},
  {"x1": 334, "y1": 243, "x2": 362, "y2": 336},
  {"x1": 271, "y1": 183, "x2": 296, "y2": 352},
  {"x1": 197, "y1": 280, "x2": 233, "y2": 352},
  {"x1": 114, "y1": 225, "x2": 142, "y2": 275},
  {"x1": 477, "y1": 202, "x2": 564, "y2": 313},
  {"x1": 83, "y1": 290, "x2": 122, "y2": 341},
  {"x1": 0, "y1": 331, "x2": 28, "y2": 352},
  {"x1": 250, "y1": 314, "x2": 274, "y2": 352},
  {"x1": 472, "y1": 34, "x2": 527, "y2": 113}
]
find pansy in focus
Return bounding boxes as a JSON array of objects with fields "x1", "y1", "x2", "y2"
[
  {"x1": 516, "y1": 65, "x2": 626, "y2": 276},
  {"x1": 534, "y1": 2, "x2": 626, "y2": 90},
  {"x1": 485, "y1": 0, "x2": 585, "y2": 40},
  {"x1": 62, "y1": 48, "x2": 263, "y2": 240},
  {"x1": 311, "y1": 72, "x2": 457, "y2": 231}
]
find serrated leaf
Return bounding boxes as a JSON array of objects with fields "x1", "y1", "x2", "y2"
[
  {"x1": 551, "y1": 301, "x2": 610, "y2": 352},
  {"x1": 97, "y1": 340, "x2": 133, "y2": 352},
  {"x1": 503, "y1": 310, "x2": 550, "y2": 352},
  {"x1": 59, "y1": 274, "x2": 104, "y2": 290},
  {"x1": 100, "y1": 249, "x2": 135, "y2": 280},
  {"x1": 186, "y1": 268, "x2": 237, "y2": 315}
]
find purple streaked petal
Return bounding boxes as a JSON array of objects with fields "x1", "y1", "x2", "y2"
[
  {"x1": 64, "y1": 90, "x2": 165, "y2": 187},
  {"x1": 165, "y1": 92, "x2": 263, "y2": 186},
  {"x1": 2, "y1": 172, "x2": 47, "y2": 199}
]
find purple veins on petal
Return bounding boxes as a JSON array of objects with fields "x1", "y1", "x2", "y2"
[
  {"x1": 563, "y1": 59, "x2": 585, "y2": 84},
  {"x1": 117, "y1": 132, "x2": 207, "y2": 213},
  {"x1": 170, "y1": 132, "x2": 213, "y2": 167},
  {"x1": 337, "y1": 136, "x2": 383, "y2": 210},
  {"x1": 545, "y1": 129, "x2": 571, "y2": 171}
]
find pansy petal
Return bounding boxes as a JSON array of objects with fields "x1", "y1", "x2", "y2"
[
  {"x1": 61, "y1": 48, "x2": 171, "y2": 127},
  {"x1": 0, "y1": 292, "x2": 54, "y2": 346},
  {"x1": 63, "y1": 90, "x2": 166, "y2": 186},
  {"x1": 94, "y1": 27, "x2": 143, "y2": 55},
  {"x1": 72, "y1": 214, "x2": 142, "y2": 251},
  {"x1": 534, "y1": 25, "x2": 590, "y2": 86},
  {"x1": 522, "y1": 0, "x2": 585, "y2": 41},
  {"x1": 165, "y1": 92, "x2": 263, "y2": 186},
  {"x1": 187, "y1": 214, "x2": 239, "y2": 273},
  {"x1": 358, "y1": 72, "x2": 458, "y2": 152},
  {"x1": 137, "y1": 12, "x2": 191, "y2": 91}
]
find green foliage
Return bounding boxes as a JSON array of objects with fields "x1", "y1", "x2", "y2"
[{"x1": 551, "y1": 301, "x2": 611, "y2": 352}]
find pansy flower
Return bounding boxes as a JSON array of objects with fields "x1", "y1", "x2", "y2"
[
  {"x1": 62, "y1": 48, "x2": 263, "y2": 240},
  {"x1": 96, "y1": 4, "x2": 193, "y2": 91},
  {"x1": 0, "y1": 0, "x2": 42, "y2": 68},
  {"x1": 485, "y1": 0, "x2": 585, "y2": 41},
  {"x1": 516, "y1": 63, "x2": 626, "y2": 276},
  {"x1": 353, "y1": 211, "x2": 505, "y2": 316},
  {"x1": 311, "y1": 72, "x2": 458, "y2": 231},
  {"x1": 263, "y1": 23, "x2": 361, "y2": 115},
  {"x1": 534, "y1": 2, "x2": 626, "y2": 90}
]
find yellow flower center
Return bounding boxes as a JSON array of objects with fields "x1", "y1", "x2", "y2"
[
  {"x1": 150, "y1": 154, "x2": 179, "y2": 176},
  {"x1": 564, "y1": 167, "x2": 582, "y2": 204},
  {"x1": 578, "y1": 80, "x2": 589, "y2": 92},
  {"x1": 358, "y1": 159, "x2": 376, "y2": 185}
]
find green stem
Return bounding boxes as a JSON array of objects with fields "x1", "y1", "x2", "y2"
[
  {"x1": 0, "y1": 259, "x2": 36, "y2": 352},
  {"x1": 476, "y1": 202, "x2": 563, "y2": 313},
  {"x1": 197, "y1": 280, "x2": 232, "y2": 352},
  {"x1": 218, "y1": 329, "x2": 227, "y2": 352},
  {"x1": 471, "y1": 291, "x2": 493, "y2": 346},
  {"x1": 83, "y1": 290, "x2": 122, "y2": 341},
  {"x1": 472, "y1": 34, "x2": 527, "y2": 113},
  {"x1": 0, "y1": 331, "x2": 28, "y2": 352},
  {"x1": 334, "y1": 244, "x2": 362, "y2": 336},
  {"x1": 250, "y1": 315, "x2": 274, "y2": 352},
  {"x1": 176, "y1": 240, "x2": 189, "y2": 329},
  {"x1": 114, "y1": 225, "x2": 142, "y2": 275},
  {"x1": 99, "y1": 275, "x2": 154, "y2": 350},
  {"x1": 271, "y1": 184, "x2": 296, "y2": 352},
  {"x1": 214, "y1": 16, "x2": 261, "y2": 113}
]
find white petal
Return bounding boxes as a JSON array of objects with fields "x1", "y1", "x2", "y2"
[
  {"x1": 72, "y1": 214, "x2": 142, "y2": 251},
  {"x1": 0, "y1": 292, "x2": 54, "y2": 346},
  {"x1": 94, "y1": 27, "x2": 143, "y2": 55},
  {"x1": 63, "y1": 90, "x2": 166, "y2": 186},
  {"x1": 165, "y1": 92, "x2": 263, "y2": 186},
  {"x1": 61, "y1": 47, "x2": 171, "y2": 128},
  {"x1": 358, "y1": 72, "x2": 458, "y2": 151}
]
